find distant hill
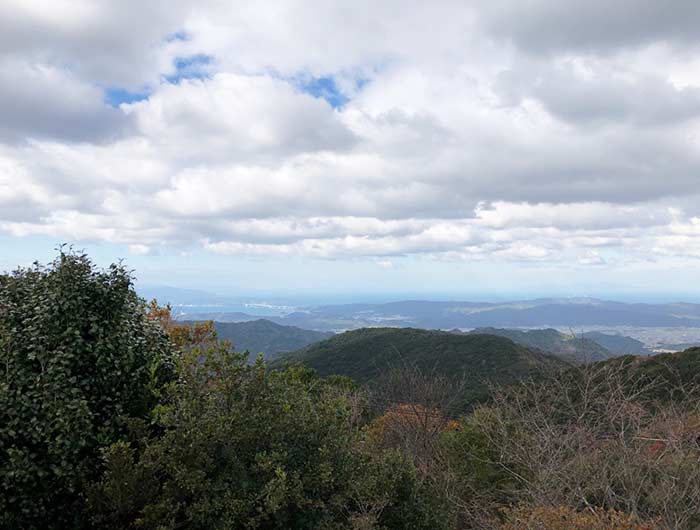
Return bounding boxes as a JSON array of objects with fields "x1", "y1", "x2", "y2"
[
  {"x1": 180, "y1": 298, "x2": 700, "y2": 332},
  {"x1": 275, "y1": 327, "x2": 568, "y2": 404},
  {"x1": 581, "y1": 331, "x2": 650, "y2": 355},
  {"x1": 179, "y1": 312, "x2": 257, "y2": 323},
  {"x1": 462, "y1": 327, "x2": 615, "y2": 363},
  {"x1": 183, "y1": 319, "x2": 332, "y2": 360}
]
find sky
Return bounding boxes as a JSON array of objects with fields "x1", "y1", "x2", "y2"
[{"x1": 2, "y1": 1, "x2": 700, "y2": 300}]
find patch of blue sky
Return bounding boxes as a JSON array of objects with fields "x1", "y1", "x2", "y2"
[
  {"x1": 104, "y1": 54, "x2": 214, "y2": 107},
  {"x1": 353, "y1": 77, "x2": 370, "y2": 91},
  {"x1": 291, "y1": 74, "x2": 370, "y2": 108},
  {"x1": 296, "y1": 76, "x2": 349, "y2": 108},
  {"x1": 163, "y1": 54, "x2": 214, "y2": 84},
  {"x1": 104, "y1": 87, "x2": 150, "y2": 107},
  {"x1": 165, "y1": 30, "x2": 190, "y2": 42}
]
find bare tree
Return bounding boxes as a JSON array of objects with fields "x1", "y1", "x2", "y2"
[
  {"x1": 466, "y1": 360, "x2": 700, "y2": 529},
  {"x1": 370, "y1": 363, "x2": 465, "y2": 474}
]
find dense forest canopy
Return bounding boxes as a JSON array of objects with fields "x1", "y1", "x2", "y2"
[{"x1": 275, "y1": 327, "x2": 567, "y2": 406}]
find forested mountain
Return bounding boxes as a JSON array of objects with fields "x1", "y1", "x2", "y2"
[
  {"x1": 207, "y1": 319, "x2": 332, "y2": 359},
  {"x1": 596, "y1": 347, "x2": 700, "y2": 400},
  {"x1": 581, "y1": 331, "x2": 651, "y2": 355},
  {"x1": 459, "y1": 327, "x2": 615, "y2": 363},
  {"x1": 276, "y1": 327, "x2": 567, "y2": 404}
]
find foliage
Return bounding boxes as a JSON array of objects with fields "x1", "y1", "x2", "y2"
[
  {"x1": 88, "y1": 338, "x2": 450, "y2": 530},
  {"x1": 368, "y1": 404, "x2": 460, "y2": 447},
  {"x1": 449, "y1": 412, "x2": 513, "y2": 487},
  {"x1": 0, "y1": 250, "x2": 173, "y2": 529}
]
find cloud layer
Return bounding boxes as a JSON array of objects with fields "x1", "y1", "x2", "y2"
[{"x1": 3, "y1": 1, "x2": 700, "y2": 267}]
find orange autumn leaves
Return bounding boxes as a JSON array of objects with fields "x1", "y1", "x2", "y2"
[
  {"x1": 367, "y1": 403, "x2": 460, "y2": 443},
  {"x1": 499, "y1": 506, "x2": 658, "y2": 530},
  {"x1": 146, "y1": 300, "x2": 221, "y2": 350}
]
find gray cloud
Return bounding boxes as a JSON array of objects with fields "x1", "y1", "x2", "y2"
[
  {"x1": 0, "y1": 0, "x2": 187, "y2": 89},
  {"x1": 482, "y1": 0, "x2": 700, "y2": 54},
  {"x1": 496, "y1": 66, "x2": 700, "y2": 127},
  {"x1": 0, "y1": 59, "x2": 132, "y2": 143}
]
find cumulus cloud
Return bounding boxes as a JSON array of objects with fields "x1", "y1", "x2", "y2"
[
  {"x1": 0, "y1": 0, "x2": 188, "y2": 89},
  {"x1": 2, "y1": 1, "x2": 700, "y2": 267},
  {"x1": 496, "y1": 62, "x2": 700, "y2": 127},
  {"x1": 123, "y1": 74, "x2": 356, "y2": 164},
  {"x1": 128, "y1": 244, "x2": 152, "y2": 256},
  {"x1": 0, "y1": 58, "x2": 132, "y2": 143},
  {"x1": 480, "y1": 0, "x2": 700, "y2": 54}
]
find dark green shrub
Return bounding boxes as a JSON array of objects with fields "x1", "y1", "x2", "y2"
[
  {"x1": 89, "y1": 342, "x2": 450, "y2": 530},
  {"x1": 0, "y1": 251, "x2": 172, "y2": 529}
]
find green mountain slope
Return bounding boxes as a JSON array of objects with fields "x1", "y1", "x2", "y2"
[
  {"x1": 582, "y1": 331, "x2": 650, "y2": 355},
  {"x1": 184, "y1": 319, "x2": 333, "y2": 360},
  {"x1": 462, "y1": 327, "x2": 615, "y2": 363},
  {"x1": 276, "y1": 327, "x2": 568, "y2": 403},
  {"x1": 633, "y1": 347, "x2": 700, "y2": 386}
]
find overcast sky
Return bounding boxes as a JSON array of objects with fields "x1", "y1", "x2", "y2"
[{"x1": 2, "y1": 1, "x2": 700, "y2": 299}]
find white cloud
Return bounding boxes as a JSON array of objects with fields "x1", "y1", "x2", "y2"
[
  {"x1": 2, "y1": 1, "x2": 700, "y2": 268},
  {"x1": 128, "y1": 244, "x2": 152, "y2": 255},
  {"x1": 123, "y1": 74, "x2": 355, "y2": 164},
  {"x1": 578, "y1": 250, "x2": 606, "y2": 266}
]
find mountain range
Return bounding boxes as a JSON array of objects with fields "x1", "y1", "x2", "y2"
[{"x1": 168, "y1": 295, "x2": 700, "y2": 331}]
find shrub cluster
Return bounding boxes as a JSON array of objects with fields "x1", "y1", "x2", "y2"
[{"x1": 0, "y1": 252, "x2": 173, "y2": 529}]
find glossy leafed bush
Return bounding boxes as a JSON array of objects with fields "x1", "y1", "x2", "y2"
[
  {"x1": 88, "y1": 341, "x2": 450, "y2": 530},
  {"x1": 0, "y1": 251, "x2": 173, "y2": 529}
]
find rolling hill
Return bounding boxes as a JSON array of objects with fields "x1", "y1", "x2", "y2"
[
  {"x1": 184, "y1": 319, "x2": 333, "y2": 360},
  {"x1": 581, "y1": 331, "x2": 650, "y2": 355},
  {"x1": 461, "y1": 327, "x2": 616, "y2": 363},
  {"x1": 275, "y1": 327, "x2": 568, "y2": 404}
]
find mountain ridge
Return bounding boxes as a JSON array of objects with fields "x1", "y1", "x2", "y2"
[
  {"x1": 180, "y1": 318, "x2": 332, "y2": 360},
  {"x1": 458, "y1": 327, "x2": 615, "y2": 363},
  {"x1": 174, "y1": 297, "x2": 700, "y2": 331},
  {"x1": 275, "y1": 327, "x2": 568, "y2": 404}
]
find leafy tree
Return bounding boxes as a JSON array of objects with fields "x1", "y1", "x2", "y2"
[
  {"x1": 437, "y1": 413, "x2": 516, "y2": 527},
  {"x1": 0, "y1": 250, "x2": 173, "y2": 529},
  {"x1": 88, "y1": 337, "x2": 449, "y2": 530}
]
